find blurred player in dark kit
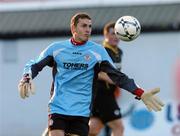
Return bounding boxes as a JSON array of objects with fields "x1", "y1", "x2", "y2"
[{"x1": 89, "y1": 22, "x2": 124, "y2": 136}]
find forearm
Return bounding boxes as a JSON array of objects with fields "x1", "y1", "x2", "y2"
[
  {"x1": 23, "y1": 56, "x2": 54, "y2": 79},
  {"x1": 98, "y1": 70, "x2": 144, "y2": 98},
  {"x1": 100, "y1": 61, "x2": 140, "y2": 92}
]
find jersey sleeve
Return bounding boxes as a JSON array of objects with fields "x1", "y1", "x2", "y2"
[
  {"x1": 23, "y1": 44, "x2": 54, "y2": 79},
  {"x1": 99, "y1": 60, "x2": 139, "y2": 94}
]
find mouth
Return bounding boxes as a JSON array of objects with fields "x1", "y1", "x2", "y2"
[
  {"x1": 84, "y1": 34, "x2": 90, "y2": 37},
  {"x1": 113, "y1": 38, "x2": 119, "y2": 42}
]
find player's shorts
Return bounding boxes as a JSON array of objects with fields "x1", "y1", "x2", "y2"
[
  {"x1": 91, "y1": 90, "x2": 122, "y2": 124},
  {"x1": 48, "y1": 113, "x2": 89, "y2": 136}
]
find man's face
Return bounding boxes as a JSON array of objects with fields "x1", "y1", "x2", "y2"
[
  {"x1": 72, "y1": 18, "x2": 92, "y2": 42},
  {"x1": 105, "y1": 27, "x2": 119, "y2": 46}
]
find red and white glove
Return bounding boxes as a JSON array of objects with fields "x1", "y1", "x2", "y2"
[
  {"x1": 18, "y1": 74, "x2": 35, "y2": 99},
  {"x1": 134, "y1": 88, "x2": 165, "y2": 112}
]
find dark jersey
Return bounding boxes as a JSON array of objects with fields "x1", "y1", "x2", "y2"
[{"x1": 91, "y1": 43, "x2": 124, "y2": 122}]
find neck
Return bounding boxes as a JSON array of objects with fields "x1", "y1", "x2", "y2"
[{"x1": 103, "y1": 41, "x2": 118, "y2": 54}]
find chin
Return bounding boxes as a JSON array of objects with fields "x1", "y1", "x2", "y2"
[
  {"x1": 83, "y1": 37, "x2": 89, "y2": 42},
  {"x1": 112, "y1": 41, "x2": 119, "y2": 46}
]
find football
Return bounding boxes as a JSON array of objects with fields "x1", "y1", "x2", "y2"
[{"x1": 114, "y1": 16, "x2": 141, "y2": 41}]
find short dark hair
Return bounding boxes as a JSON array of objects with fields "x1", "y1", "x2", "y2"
[
  {"x1": 103, "y1": 22, "x2": 115, "y2": 35},
  {"x1": 71, "y1": 12, "x2": 91, "y2": 27}
]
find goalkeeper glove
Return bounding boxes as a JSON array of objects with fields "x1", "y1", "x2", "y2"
[
  {"x1": 18, "y1": 74, "x2": 35, "y2": 99},
  {"x1": 134, "y1": 88, "x2": 164, "y2": 112}
]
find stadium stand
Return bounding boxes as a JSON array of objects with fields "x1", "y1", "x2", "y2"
[{"x1": 0, "y1": 3, "x2": 179, "y2": 38}]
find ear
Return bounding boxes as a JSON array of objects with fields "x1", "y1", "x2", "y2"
[
  {"x1": 104, "y1": 33, "x2": 110, "y2": 40},
  {"x1": 104, "y1": 33, "x2": 109, "y2": 37},
  {"x1": 71, "y1": 24, "x2": 76, "y2": 35}
]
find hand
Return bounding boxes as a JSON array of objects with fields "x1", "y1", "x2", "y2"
[
  {"x1": 98, "y1": 72, "x2": 114, "y2": 84},
  {"x1": 18, "y1": 74, "x2": 35, "y2": 99},
  {"x1": 141, "y1": 88, "x2": 164, "y2": 112}
]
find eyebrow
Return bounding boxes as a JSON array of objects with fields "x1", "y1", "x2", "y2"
[{"x1": 81, "y1": 23, "x2": 92, "y2": 27}]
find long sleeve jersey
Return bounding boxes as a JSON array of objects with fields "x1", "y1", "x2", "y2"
[{"x1": 23, "y1": 39, "x2": 139, "y2": 117}]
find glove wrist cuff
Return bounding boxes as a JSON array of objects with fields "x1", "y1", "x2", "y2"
[
  {"x1": 133, "y1": 88, "x2": 144, "y2": 99},
  {"x1": 23, "y1": 73, "x2": 32, "y2": 78},
  {"x1": 22, "y1": 73, "x2": 32, "y2": 83}
]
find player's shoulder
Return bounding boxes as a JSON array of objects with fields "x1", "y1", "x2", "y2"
[
  {"x1": 87, "y1": 40, "x2": 104, "y2": 50},
  {"x1": 47, "y1": 40, "x2": 69, "y2": 49},
  {"x1": 49, "y1": 40, "x2": 69, "y2": 47}
]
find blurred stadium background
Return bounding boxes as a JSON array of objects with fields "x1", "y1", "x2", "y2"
[{"x1": 0, "y1": 0, "x2": 180, "y2": 136}]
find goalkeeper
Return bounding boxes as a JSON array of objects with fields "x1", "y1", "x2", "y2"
[{"x1": 18, "y1": 12, "x2": 164, "y2": 136}]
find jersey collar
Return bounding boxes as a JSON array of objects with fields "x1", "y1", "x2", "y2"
[
  {"x1": 103, "y1": 41, "x2": 119, "y2": 54},
  {"x1": 71, "y1": 37, "x2": 86, "y2": 46}
]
